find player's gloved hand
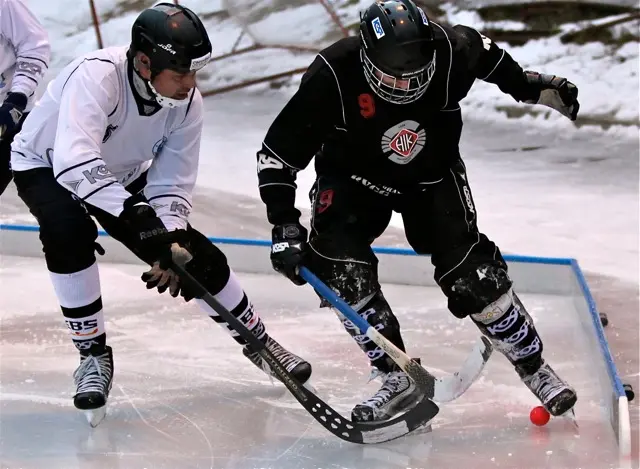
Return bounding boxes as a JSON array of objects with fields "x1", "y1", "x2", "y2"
[
  {"x1": 141, "y1": 240, "x2": 193, "y2": 298},
  {"x1": 523, "y1": 71, "x2": 579, "y2": 121},
  {"x1": 120, "y1": 198, "x2": 191, "y2": 296},
  {"x1": 120, "y1": 198, "x2": 173, "y2": 267},
  {"x1": 0, "y1": 92, "x2": 27, "y2": 137},
  {"x1": 271, "y1": 222, "x2": 308, "y2": 286}
]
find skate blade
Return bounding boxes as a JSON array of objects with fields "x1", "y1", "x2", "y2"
[
  {"x1": 559, "y1": 408, "x2": 578, "y2": 430},
  {"x1": 302, "y1": 380, "x2": 317, "y2": 394},
  {"x1": 84, "y1": 406, "x2": 107, "y2": 428}
]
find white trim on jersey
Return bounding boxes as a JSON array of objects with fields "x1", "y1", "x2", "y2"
[
  {"x1": 318, "y1": 53, "x2": 346, "y2": 127},
  {"x1": 430, "y1": 22, "x2": 452, "y2": 110}
]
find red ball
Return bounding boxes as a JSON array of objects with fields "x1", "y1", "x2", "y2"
[{"x1": 530, "y1": 406, "x2": 551, "y2": 426}]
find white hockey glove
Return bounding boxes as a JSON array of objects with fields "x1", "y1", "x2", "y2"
[{"x1": 524, "y1": 71, "x2": 580, "y2": 121}]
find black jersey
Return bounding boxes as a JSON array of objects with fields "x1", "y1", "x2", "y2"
[{"x1": 257, "y1": 23, "x2": 539, "y2": 225}]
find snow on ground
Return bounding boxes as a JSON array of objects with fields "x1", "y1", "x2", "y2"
[
  {"x1": 25, "y1": 0, "x2": 640, "y2": 127},
  {"x1": 441, "y1": 3, "x2": 640, "y2": 125}
]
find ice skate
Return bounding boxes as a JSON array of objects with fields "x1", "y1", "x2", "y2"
[
  {"x1": 518, "y1": 359, "x2": 576, "y2": 417},
  {"x1": 73, "y1": 346, "x2": 114, "y2": 427},
  {"x1": 351, "y1": 368, "x2": 421, "y2": 423},
  {"x1": 243, "y1": 335, "x2": 312, "y2": 385}
]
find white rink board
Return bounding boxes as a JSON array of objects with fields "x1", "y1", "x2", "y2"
[
  {"x1": 0, "y1": 225, "x2": 631, "y2": 467},
  {"x1": 0, "y1": 226, "x2": 577, "y2": 293}
]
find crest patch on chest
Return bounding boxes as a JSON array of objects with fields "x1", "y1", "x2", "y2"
[
  {"x1": 381, "y1": 120, "x2": 426, "y2": 165},
  {"x1": 153, "y1": 136, "x2": 168, "y2": 157}
]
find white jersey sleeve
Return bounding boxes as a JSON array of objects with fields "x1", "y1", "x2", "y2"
[
  {"x1": 144, "y1": 91, "x2": 203, "y2": 231},
  {"x1": 1, "y1": 0, "x2": 50, "y2": 98},
  {"x1": 53, "y1": 59, "x2": 132, "y2": 216}
]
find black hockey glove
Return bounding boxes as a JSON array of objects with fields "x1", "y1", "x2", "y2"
[
  {"x1": 120, "y1": 199, "x2": 173, "y2": 268},
  {"x1": 271, "y1": 223, "x2": 308, "y2": 286},
  {"x1": 524, "y1": 71, "x2": 579, "y2": 121},
  {"x1": 120, "y1": 199, "x2": 193, "y2": 298},
  {"x1": 139, "y1": 230, "x2": 195, "y2": 298},
  {"x1": 0, "y1": 92, "x2": 27, "y2": 137}
]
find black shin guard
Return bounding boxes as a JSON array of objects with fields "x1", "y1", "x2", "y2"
[
  {"x1": 447, "y1": 265, "x2": 543, "y2": 370},
  {"x1": 471, "y1": 288, "x2": 543, "y2": 370},
  {"x1": 308, "y1": 233, "x2": 406, "y2": 372},
  {"x1": 337, "y1": 291, "x2": 406, "y2": 372}
]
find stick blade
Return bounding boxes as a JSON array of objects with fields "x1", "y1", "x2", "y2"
[{"x1": 434, "y1": 336, "x2": 493, "y2": 403}]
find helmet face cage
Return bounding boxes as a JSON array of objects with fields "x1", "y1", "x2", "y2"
[
  {"x1": 358, "y1": 0, "x2": 437, "y2": 105},
  {"x1": 361, "y1": 47, "x2": 435, "y2": 104}
]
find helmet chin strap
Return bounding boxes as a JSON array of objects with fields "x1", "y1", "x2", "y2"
[{"x1": 146, "y1": 80, "x2": 190, "y2": 108}]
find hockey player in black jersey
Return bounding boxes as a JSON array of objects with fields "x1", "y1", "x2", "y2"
[{"x1": 257, "y1": 0, "x2": 579, "y2": 423}]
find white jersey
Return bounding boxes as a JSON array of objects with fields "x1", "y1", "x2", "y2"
[
  {"x1": 11, "y1": 46, "x2": 203, "y2": 231},
  {"x1": 0, "y1": 0, "x2": 49, "y2": 109}
]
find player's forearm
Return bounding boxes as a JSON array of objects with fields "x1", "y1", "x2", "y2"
[
  {"x1": 258, "y1": 169, "x2": 301, "y2": 225},
  {"x1": 457, "y1": 25, "x2": 539, "y2": 104},
  {"x1": 478, "y1": 47, "x2": 538, "y2": 103},
  {"x1": 3, "y1": 0, "x2": 50, "y2": 97},
  {"x1": 11, "y1": 55, "x2": 49, "y2": 97},
  {"x1": 53, "y1": 158, "x2": 130, "y2": 216},
  {"x1": 145, "y1": 191, "x2": 193, "y2": 231}
]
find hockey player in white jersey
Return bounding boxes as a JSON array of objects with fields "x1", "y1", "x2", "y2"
[
  {"x1": 0, "y1": 0, "x2": 49, "y2": 195},
  {"x1": 10, "y1": 3, "x2": 311, "y2": 426}
]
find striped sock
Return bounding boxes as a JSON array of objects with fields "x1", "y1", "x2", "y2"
[{"x1": 49, "y1": 262, "x2": 106, "y2": 355}]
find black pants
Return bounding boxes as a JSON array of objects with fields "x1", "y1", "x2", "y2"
[
  {"x1": 0, "y1": 112, "x2": 28, "y2": 195},
  {"x1": 307, "y1": 159, "x2": 506, "y2": 303},
  {"x1": 13, "y1": 168, "x2": 230, "y2": 294}
]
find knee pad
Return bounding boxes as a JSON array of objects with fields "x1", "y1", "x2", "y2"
[
  {"x1": 308, "y1": 231, "x2": 379, "y2": 305},
  {"x1": 40, "y1": 209, "x2": 98, "y2": 274},
  {"x1": 445, "y1": 263, "x2": 512, "y2": 319},
  {"x1": 182, "y1": 227, "x2": 230, "y2": 296}
]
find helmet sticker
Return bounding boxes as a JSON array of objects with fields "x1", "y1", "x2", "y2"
[
  {"x1": 417, "y1": 7, "x2": 429, "y2": 26},
  {"x1": 371, "y1": 17, "x2": 385, "y2": 39},
  {"x1": 190, "y1": 52, "x2": 211, "y2": 71},
  {"x1": 158, "y1": 43, "x2": 176, "y2": 55}
]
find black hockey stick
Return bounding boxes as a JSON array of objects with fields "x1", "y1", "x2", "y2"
[{"x1": 171, "y1": 262, "x2": 439, "y2": 444}]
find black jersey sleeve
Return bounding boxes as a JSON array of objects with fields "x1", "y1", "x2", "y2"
[
  {"x1": 453, "y1": 24, "x2": 539, "y2": 103},
  {"x1": 257, "y1": 54, "x2": 343, "y2": 225}
]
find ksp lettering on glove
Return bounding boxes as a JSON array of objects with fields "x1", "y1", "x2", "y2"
[{"x1": 272, "y1": 242, "x2": 289, "y2": 253}]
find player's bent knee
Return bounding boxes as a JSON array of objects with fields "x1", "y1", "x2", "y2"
[
  {"x1": 182, "y1": 227, "x2": 231, "y2": 296},
  {"x1": 308, "y1": 232, "x2": 380, "y2": 304},
  {"x1": 39, "y1": 214, "x2": 99, "y2": 273},
  {"x1": 445, "y1": 263, "x2": 513, "y2": 319}
]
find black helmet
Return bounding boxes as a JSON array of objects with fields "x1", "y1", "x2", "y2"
[
  {"x1": 131, "y1": 3, "x2": 212, "y2": 76},
  {"x1": 360, "y1": 0, "x2": 436, "y2": 104}
]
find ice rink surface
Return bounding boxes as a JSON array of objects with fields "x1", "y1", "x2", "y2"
[
  {"x1": 0, "y1": 257, "x2": 620, "y2": 469},
  {"x1": 0, "y1": 88, "x2": 636, "y2": 467}
]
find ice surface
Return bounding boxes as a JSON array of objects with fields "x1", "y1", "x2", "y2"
[{"x1": 0, "y1": 256, "x2": 620, "y2": 469}]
